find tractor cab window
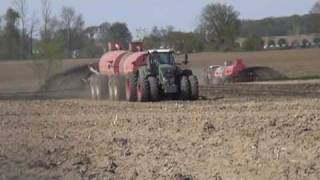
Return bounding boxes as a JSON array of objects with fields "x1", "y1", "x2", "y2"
[
  {"x1": 158, "y1": 53, "x2": 175, "y2": 65},
  {"x1": 150, "y1": 52, "x2": 175, "y2": 66}
]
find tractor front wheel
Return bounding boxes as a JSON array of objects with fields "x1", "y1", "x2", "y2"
[
  {"x1": 148, "y1": 76, "x2": 160, "y2": 102},
  {"x1": 189, "y1": 75, "x2": 199, "y2": 100},
  {"x1": 180, "y1": 76, "x2": 191, "y2": 100}
]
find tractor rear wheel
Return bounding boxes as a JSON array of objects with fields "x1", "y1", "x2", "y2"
[
  {"x1": 148, "y1": 76, "x2": 160, "y2": 102},
  {"x1": 137, "y1": 77, "x2": 150, "y2": 102},
  {"x1": 189, "y1": 75, "x2": 199, "y2": 100},
  {"x1": 180, "y1": 76, "x2": 191, "y2": 100},
  {"x1": 126, "y1": 73, "x2": 138, "y2": 102}
]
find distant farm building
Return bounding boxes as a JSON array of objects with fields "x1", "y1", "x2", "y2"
[{"x1": 237, "y1": 34, "x2": 320, "y2": 49}]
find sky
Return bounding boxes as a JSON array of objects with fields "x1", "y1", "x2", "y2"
[{"x1": 0, "y1": 0, "x2": 318, "y2": 37}]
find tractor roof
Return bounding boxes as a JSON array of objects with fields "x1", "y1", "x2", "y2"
[{"x1": 148, "y1": 49, "x2": 174, "y2": 53}]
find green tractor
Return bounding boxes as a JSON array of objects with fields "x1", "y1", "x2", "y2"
[{"x1": 126, "y1": 49, "x2": 199, "y2": 102}]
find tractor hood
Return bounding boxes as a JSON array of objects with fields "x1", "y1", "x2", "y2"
[{"x1": 159, "y1": 64, "x2": 175, "y2": 78}]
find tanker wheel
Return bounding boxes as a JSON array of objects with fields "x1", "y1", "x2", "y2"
[
  {"x1": 125, "y1": 73, "x2": 138, "y2": 102},
  {"x1": 117, "y1": 76, "x2": 126, "y2": 100},
  {"x1": 96, "y1": 75, "x2": 108, "y2": 100},
  {"x1": 189, "y1": 75, "x2": 199, "y2": 100},
  {"x1": 113, "y1": 77, "x2": 119, "y2": 101},
  {"x1": 204, "y1": 75, "x2": 210, "y2": 85},
  {"x1": 108, "y1": 76, "x2": 115, "y2": 100},
  {"x1": 180, "y1": 76, "x2": 191, "y2": 100},
  {"x1": 90, "y1": 82, "x2": 97, "y2": 100},
  {"x1": 212, "y1": 78, "x2": 224, "y2": 85},
  {"x1": 89, "y1": 75, "x2": 98, "y2": 100},
  {"x1": 137, "y1": 77, "x2": 150, "y2": 102},
  {"x1": 148, "y1": 76, "x2": 160, "y2": 102}
]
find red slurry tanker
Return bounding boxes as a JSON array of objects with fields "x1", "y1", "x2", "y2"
[
  {"x1": 204, "y1": 58, "x2": 283, "y2": 84},
  {"x1": 88, "y1": 42, "x2": 199, "y2": 102}
]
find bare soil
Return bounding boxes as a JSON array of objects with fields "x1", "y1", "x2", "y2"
[{"x1": 0, "y1": 93, "x2": 320, "y2": 180}]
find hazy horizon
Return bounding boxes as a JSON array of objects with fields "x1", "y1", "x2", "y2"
[{"x1": 0, "y1": 0, "x2": 318, "y2": 35}]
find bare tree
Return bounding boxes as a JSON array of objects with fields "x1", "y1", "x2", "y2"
[
  {"x1": 41, "y1": 0, "x2": 51, "y2": 42},
  {"x1": 60, "y1": 6, "x2": 76, "y2": 57},
  {"x1": 135, "y1": 28, "x2": 148, "y2": 41},
  {"x1": 13, "y1": 0, "x2": 28, "y2": 58},
  {"x1": 30, "y1": 0, "x2": 63, "y2": 88},
  {"x1": 28, "y1": 13, "x2": 39, "y2": 56},
  {"x1": 310, "y1": 1, "x2": 320, "y2": 14},
  {"x1": 0, "y1": 16, "x2": 2, "y2": 29}
]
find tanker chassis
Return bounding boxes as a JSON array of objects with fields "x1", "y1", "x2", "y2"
[{"x1": 88, "y1": 42, "x2": 199, "y2": 102}]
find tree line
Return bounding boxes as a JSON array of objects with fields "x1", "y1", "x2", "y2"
[
  {"x1": 240, "y1": 14, "x2": 320, "y2": 37},
  {"x1": 0, "y1": 0, "x2": 320, "y2": 61}
]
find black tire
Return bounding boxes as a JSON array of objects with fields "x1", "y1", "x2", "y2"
[
  {"x1": 189, "y1": 75, "x2": 199, "y2": 100},
  {"x1": 180, "y1": 76, "x2": 191, "y2": 100},
  {"x1": 125, "y1": 73, "x2": 138, "y2": 102},
  {"x1": 148, "y1": 76, "x2": 160, "y2": 102},
  {"x1": 137, "y1": 77, "x2": 150, "y2": 102}
]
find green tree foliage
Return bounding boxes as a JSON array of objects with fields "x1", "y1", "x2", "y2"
[
  {"x1": 142, "y1": 26, "x2": 164, "y2": 49},
  {"x1": 240, "y1": 14, "x2": 320, "y2": 37},
  {"x1": 198, "y1": 3, "x2": 240, "y2": 50},
  {"x1": 0, "y1": 8, "x2": 20, "y2": 60},
  {"x1": 13, "y1": 0, "x2": 28, "y2": 59},
  {"x1": 167, "y1": 32, "x2": 204, "y2": 53},
  {"x1": 82, "y1": 26, "x2": 104, "y2": 58},
  {"x1": 242, "y1": 36, "x2": 264, "y2": 51},
  {"x1": 142, "y1": 26, "x2": 204, "y2": 53},
  {"x1": 107, "y1": 22, "x2": 132, "y2": 49},
  {"x1": 143, "y1": 35, "x2": 161, "y2": 49},
  {"x1": 31, "y1": 38, "x2": 64, "y2": 87},
  {"x1": 81, "y1": 39, "x2": 104, "y2": 58},
  {"x1": 97, "y1": 22, "x2": 111, "y2": 45}
]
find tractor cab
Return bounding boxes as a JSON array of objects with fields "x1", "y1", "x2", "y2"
[{"x1": 147, "y1": 49, "x2": 176, "y2": 67}]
